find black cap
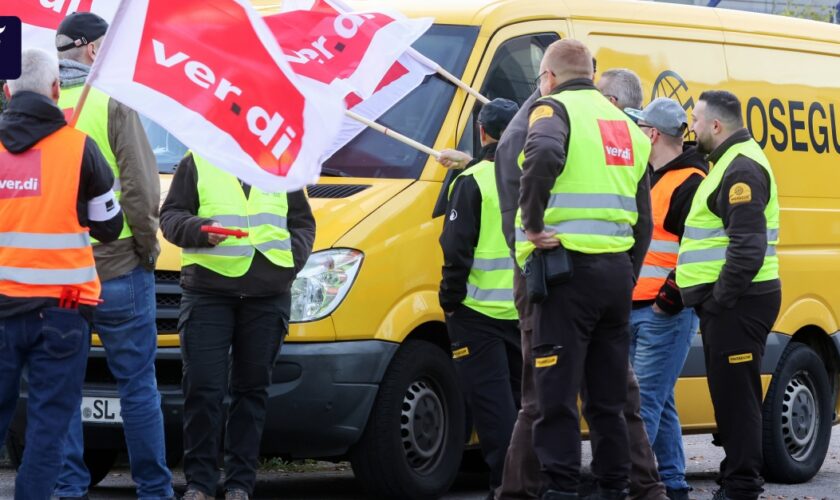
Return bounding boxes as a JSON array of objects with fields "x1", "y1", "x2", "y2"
[
  {"x1": 56, "y1": 12, "x2": 108, "y2": 52},
  {"x1": 478, "y1": 98, "x2": 519, "y2": 140}
]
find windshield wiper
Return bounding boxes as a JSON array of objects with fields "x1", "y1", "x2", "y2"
[{"x1": 319, "y1": 167, "x2": 350, "y2": 177}]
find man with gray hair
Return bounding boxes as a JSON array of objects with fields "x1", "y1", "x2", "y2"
[
  {"x1": 52, "y1": 11, "x2": 173, "y2": 500},
  {"x1": 598, "y1": 68, "x2": 644, "y2": 110},
  {"x1": 0, "y1": 48, "x2": 122, "y2": 500}
]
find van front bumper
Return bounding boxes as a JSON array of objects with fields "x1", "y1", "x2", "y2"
[{"x1": 9, "y1": 339, "x2": 399, "y2": 460}]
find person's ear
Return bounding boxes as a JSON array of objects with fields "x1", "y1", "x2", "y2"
[
  {"x1": 51, "y1": 79, "x2": 61, "y2": 104},
  {"x1": 87, "y1": 42, "x2": 97, "y2": 62}
]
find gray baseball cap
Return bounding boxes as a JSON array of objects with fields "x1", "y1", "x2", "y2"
[{"x1": 625, "y1": 97, "x2": 687, "y2": 137}]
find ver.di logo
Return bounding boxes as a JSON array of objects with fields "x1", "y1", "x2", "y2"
[{"x1": 0, "y1": 17, "x2": 22, "y2": 80}]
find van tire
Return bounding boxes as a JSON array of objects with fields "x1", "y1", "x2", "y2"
[
  {"x1": 85, "y1": 449, "x2": 119, "y2": 486},
  {"x1": 762, "y1": 342, "x2": 832, "y2": 483},
  {"x1": 350, "y1": 339, "x2": 465, "y2": 499},
  {"x1": 4, "y1": 428, "x2": 24, "y2": 470},
  {"x1": 4, "y1": 429, "x2": 117, "y2": 487}
]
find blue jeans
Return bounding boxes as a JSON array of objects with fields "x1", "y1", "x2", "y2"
[
  {"x1": 0, "y1": 307, "x2": 90, "y2": 500},
  {"x1": 629, "y1": 305, "x2": 698, "y2": 492},
  {"x1": 55, "y1": 266, "x2": 173, "y2": 500}
]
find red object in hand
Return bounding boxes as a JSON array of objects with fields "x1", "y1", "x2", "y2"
[{"x1": 201, "y1": 225, "x2": 249, "y2": 238}]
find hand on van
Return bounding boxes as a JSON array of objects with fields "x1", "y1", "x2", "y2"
[{"x1": 437, "y1": 149, "x2": 472, "y2": 169}]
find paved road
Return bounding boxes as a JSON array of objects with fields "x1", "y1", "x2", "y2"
[{"x1": 2, "y1": 429, "x2": 839, "y2": 499}]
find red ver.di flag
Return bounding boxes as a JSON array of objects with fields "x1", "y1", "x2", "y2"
[
  {"x1": 87, "y1": 0, "x2": 344, "y2": 192},
  {"x1": 272, "y1": 0, "x2": 431, "y2": 99},
  {"x1": 16, "y1": 0, "x2": 117, "y2": 52}
]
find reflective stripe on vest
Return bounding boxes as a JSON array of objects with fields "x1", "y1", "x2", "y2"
[
  {"x1": 514, "y1": 89, "x2": 651, "y2": 267},
  {"x1": 448, "y1": 160, "x2": 517, "y2": 321},
  {"x1": 181, "y1": 154, "x2": 293, "y2": 277},
  {"x1": 0, "y1": 126, "x2": 100, "y2": 299},
  {"x1": 632, "y1": 167, "x2": 706, "y2": 301},
  {"x1": 59, "y1": 85, "x2": 132, "y2": 242},
  {"x1": 676, "y1": 139, "x2": 780, "y2": 289}
]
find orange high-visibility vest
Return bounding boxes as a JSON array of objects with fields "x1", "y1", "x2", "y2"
[
  {"x1": 633, "y1": 167, "x2": 705, "y2": 301},
  {"x1": 0, "y1": 126, "x2": 101, "y2": 301}
]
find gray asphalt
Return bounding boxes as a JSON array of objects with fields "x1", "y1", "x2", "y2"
[{"x1": 1, "y1": 428, "x2": 839, "y2": 499}]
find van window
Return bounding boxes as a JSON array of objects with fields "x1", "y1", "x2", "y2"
[
  {"x1": 461, "y1": 33, "x2": 559, "y2": 157},
  {"x1": 142, "y1": 25, "x2": 478, "y2": 178},
  {"x1": 323, "y1": 25, "x2": 478, "y2": 179},
  {"x1": 483, "y1": 33, "x2": 559, "y2": 106}
]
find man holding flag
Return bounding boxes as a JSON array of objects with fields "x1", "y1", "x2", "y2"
[{"x1": 50, "y1": 12, "x2": 174, "y2": 500}]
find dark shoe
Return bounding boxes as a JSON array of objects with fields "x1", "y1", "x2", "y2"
[
  {"x1": 225, "y1": 489, "x2": 249, "y2": 500},
  {"x1": 712, "y1": 489, "x2": 732, "y2": 500},
  {"x1": 666, "y1": 488, "x2": 690, "y2": 500},
  {"x1": 182, "y1": 488, "x2": 214, "y2": 500},
  {"x1": 485, "y1": 491, "x2": 496, "y2": 500},
  {"x1": 542, "y1": 490, "x2": 580, "y2": 499}
]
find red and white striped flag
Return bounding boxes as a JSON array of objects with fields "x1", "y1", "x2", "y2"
[
  {"x1": 86, "y1": 0, "x2": 345, "y2": 192},
  {"x1": 16, "y1": 0, "x2": 117, "y2": 52}
]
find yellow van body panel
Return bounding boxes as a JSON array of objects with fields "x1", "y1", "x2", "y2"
[{"x1": 146, "y1": 0, "x2": 840, "y2": 433}]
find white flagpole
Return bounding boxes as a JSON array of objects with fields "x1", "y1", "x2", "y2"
[
  {"x1": 406, "y1": 49, "x2": 490, "y2": 104},
  {"x1": 344, "y1": 110, "x2": 440, "y2": 159}
]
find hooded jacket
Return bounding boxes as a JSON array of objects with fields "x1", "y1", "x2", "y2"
[{"x1": 0, "y1": 90, "x2": 122, "y2": 317}]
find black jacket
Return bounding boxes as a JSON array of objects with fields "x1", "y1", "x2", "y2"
[
  {"x1": 495, "y1": 91, "x2": 540, "y2": 253},
  {"x1": 680, "y1": 129, "x2": 781, "y2": 311},
  {"x1": 0, "y1": 91, "x2": 123, "y2": 317},
  {"x1": 638, "y1": 145, "x2": 708, "y2": 314},
  {"x1": 518, "y1": 80, "x2": 653, "y2": 280},
  {"x1": 160, "y1": 153, "x2": 315, "y2": 296},
  {"x1": 438, "y1": 143, "x2": 497, "y2": 312}
]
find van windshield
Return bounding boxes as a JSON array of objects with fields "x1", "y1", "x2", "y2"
[{"x1": 144, "y1": 24, "x2": 478, "y2": 178}]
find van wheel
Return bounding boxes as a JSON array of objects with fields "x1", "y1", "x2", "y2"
[
  {"x1": 4, "y1": 428, "x2": 24, "y2": 470},
  {"x1": 3, "y1": 429, "x2": 116, "y2": 487},
  {"x1": 350, "y1": 340, "x2": 465, "y2": 499},
  {"x1": 85, "y1": 449, "x2": 119, "y2": 486},
  {"x1": 762, "y1": 342, "x2": 832, "y2": 483}
]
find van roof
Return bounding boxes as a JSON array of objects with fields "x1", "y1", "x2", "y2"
[{"x1": 252, "y1": 0, "x2": 840, "y2": 48}]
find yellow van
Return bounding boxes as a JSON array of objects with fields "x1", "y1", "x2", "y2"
[{"x1": 8, "y1": 0, "x2": 839, "y2": 497}]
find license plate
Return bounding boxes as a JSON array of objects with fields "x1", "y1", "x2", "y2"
[{"x1": 81, "y1": 397, "x2": 123, "y2": 424}]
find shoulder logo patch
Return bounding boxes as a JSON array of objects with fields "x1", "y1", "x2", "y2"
[
  {"x1": 449, "y1": 209, "x2": 458, "y2": 221},
  {"x1": 729, "y1": 183, "x2": 752, "y2": 205},
  {"x1": 529, "y1": 105, "x2": 553, "y2": 127}
]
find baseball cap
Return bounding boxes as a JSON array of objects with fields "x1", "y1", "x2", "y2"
[
  {"x1": 478, "y1": 98, "x2": 519, "y2": 139},
  {"x1": 625, "y1": 97, "x2": 687, "y2": 137},
  {"x1": 56, "y1": 12, "x2": 108, "y2": 52}
]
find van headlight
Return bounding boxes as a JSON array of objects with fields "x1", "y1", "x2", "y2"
[{"x1": 290, "y1": 249, "x2": 363, "y2": 323}]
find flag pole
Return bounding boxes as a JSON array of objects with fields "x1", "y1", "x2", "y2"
[
  {"x1": 345, "y1": 110, "x2": 440, "y2": 159},
  {"x1": 68, "y1": 83, "x2": 92, "y2": 127},
  {"x1": 407, "y1": 49, "x2": 490, "y2": 104}
]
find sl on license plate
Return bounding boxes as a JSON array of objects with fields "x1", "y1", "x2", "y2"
[{"x1": 81, "y1": 397, "x2": 123, "y2": 424}]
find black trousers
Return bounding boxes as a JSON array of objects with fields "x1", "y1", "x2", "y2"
[
  {"x1": 532, "y1": 252, "x2": 634, "y2": 493},
  {"x1": 699, "y1": 290, "x2": 781, "y2": 500},
  {"x1": 447, "y1": 304, "x2": 522, "y2": 490},
  {"x1": 179, "y1": 290, "x2": 290, "y2": 495}
]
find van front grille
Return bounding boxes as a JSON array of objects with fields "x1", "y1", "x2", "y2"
[{"x1": 155, "y1": 270, "x2": 182, "y2": 334}]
